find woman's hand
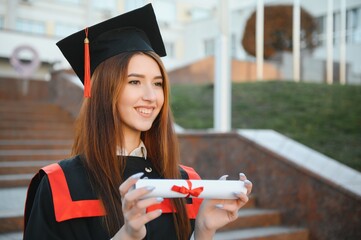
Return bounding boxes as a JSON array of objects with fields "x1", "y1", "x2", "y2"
[
  {"x1": 112, "y1": 172, "x2": 163, "y2": 240},
  {"x1": 194, "y1": 173, "x2": 253, "y2": 240}
]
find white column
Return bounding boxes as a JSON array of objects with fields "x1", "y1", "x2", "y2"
[
  {"x1": 6, "y1": 0, "x2": 18, "y2": 29},
  {"x1": 256, "y1": 0, "x2": 264, "y2": 80},
  {"x1": 340, "y1": 0, "x2": 346, "y2": 85},
  {"x1": 214, "y1": 0, "x2": 231, "y2": 132},
  {"x1": 293, "y1": 0, "x2": 301, "y2": 82},
  {"x1": 326, "y1": 0, "x2": 334, "y2": 84}
]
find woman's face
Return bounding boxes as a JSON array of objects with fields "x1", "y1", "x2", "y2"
[{"x1": 117, "y1": 53, "x2": 164, "y2": 138}]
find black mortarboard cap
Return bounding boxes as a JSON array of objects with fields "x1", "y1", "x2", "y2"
[{"x1": 56, "y1": 3, "x2": 166, "y2": 87}]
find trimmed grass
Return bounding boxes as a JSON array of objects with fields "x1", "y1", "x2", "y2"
[{"x1": 170, "y1": 81, "x2": 361, "y2": 172}]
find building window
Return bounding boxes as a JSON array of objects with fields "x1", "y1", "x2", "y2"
[
  {"x1": 316, "y1": 16, "x2": 325, "y2": 34},
  {"x1": 347, "y1": 7, "x2": 361, "y2": 43},
  {"x1": 204, "y1": 38, "x2": 215, "y2": 56},
  {"x1": 231, "y1": 34, "x2": 237, "y2": 57},
  {"x1": 55, "y1": 23, "x2": 81, "y2": 38},
  {"x1": 315, "y1": 16, "x2": 325, "y2": 45},
  {"x1": 16, "y1": 18, "x2": 45, "y2": 35},
  {"x1": 333, "y1": 12, "x2": 340, "y2": 44},
  {"x1": 188, "y1": 8, "x2": 212, "y2": 21}
]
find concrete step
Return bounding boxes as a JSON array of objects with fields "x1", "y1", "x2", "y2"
[
  {"x1": 0, "y1": 108, "x2": 68, "y2": 116},
  {"x1": 0, "y1": 102, "x2": 61, "y2": 109},
  {"x1": 0, "y1": 174, "x2": 33, "y2": 188},
  {"x1": 0, "y1": 105, "x2": 63, "y2": 113},
  {"x1": 0, "y1": 140, "x2": 73, "y2": 150},
  {"x1": 0, "y1": 217, "x2": 23, "y2": 236},
  {"x1": 0, "y1": 130, "x2": 73, "y2": 139},
  {"x1": 0, "y1": 113, "x2": 73, "y2": 122},
  {"x1": 0, "y1": 149, "x2": 70, "y2": 162},
  {"x1": 0, "y1": 231, "x2": 22, "y2": 240},
  {"x1": 0, "y1": 121, "x2": 73, "y2": 131},
  {"x1": 0, "y1": 149, "x2": 71, "y2": 159},
  {"x1": 0, "y1": 160, "x2": 57, "y2": 174},
  {"x1": 0, "y1": 155, "x2": 68, "y2": 162},
  {"x1": 214, "y1": 226, "x2": 309, "y2": 240},
  {"x1": 0, "y1": 105, "x2": 72, "y2": 114},
  {"x1": 220, "y1": 209, "x2": 281, "y2": 231},
  {"x1": 0, "y1": 229, "x2": 308, "y2": 240},
  {"x1": 0, "y1": 101, "x2": 64, "y2": 110}
]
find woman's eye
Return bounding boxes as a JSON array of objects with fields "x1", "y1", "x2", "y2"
[
  {"x1": 128, "y1": 80, "x2": 140, "y2": 85},
  {"x1": 154, "y1": 82, "x2": 163, "y2": 87}
]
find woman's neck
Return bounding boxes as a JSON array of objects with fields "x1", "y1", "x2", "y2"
[{"x1": 123, "y1": 130, "x2": 141, "y2": 154}]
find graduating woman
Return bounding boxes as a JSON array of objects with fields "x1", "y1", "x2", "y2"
[{"x1": 23, "y1": 4, "x2": 252, "y2": 240}]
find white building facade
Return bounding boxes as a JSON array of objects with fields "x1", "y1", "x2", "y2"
[{"x1": 0, "y1": 0, "x2": 360, "y2": 83}]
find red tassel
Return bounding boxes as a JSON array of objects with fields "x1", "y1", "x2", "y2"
[{"x1": 84, "y1": 28, "x2": 91, "y2": 98}]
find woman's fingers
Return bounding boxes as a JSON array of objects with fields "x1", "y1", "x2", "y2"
[
  {"x1": 124, "y1": 196, "x2": 163, "y2": 214},
  {"x1": 122, "y1": 186, "x2": 155, "y2": 210},
  {"x1": 244, "y1": 180, "x2": 252, "y2": 195},
  {"x1": 124, "y1": 197, "x2": 164, "y2": 221},
  {"x1": 119, "y1": 173, "x2": 164, "y2": 238},
  {"x1": 136, "y1": 197, "x2": 164, "y2": 209},
  {"x1": 218, "y1": 175, "x2": 229, "y2": 180},
  {"x1": 125, "y1": 209, "x2": 163, "y2": 231},
  {"x1": 239, "y1": 173, "x2": 247, "y2": 181},
  {"x1": 119, "y1": 172, "x2": 144, "y2": 198},
  {"x1": 127, "y1": 208, "x2": 163, "y2": 224},
  {"x1": 239, "y1": 173, "x2": 253, "y2": 195},
  {"x1": 216, "y1": 193, "x2": 248, "y2": 211}
]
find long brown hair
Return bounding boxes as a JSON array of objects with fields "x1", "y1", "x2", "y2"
[{"x1": 72, "y1": 51, "x2": 191, "y2": 239}]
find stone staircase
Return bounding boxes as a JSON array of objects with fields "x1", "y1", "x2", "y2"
[
  {"x1": 0, "y1": 100, "x2": 73, "y2": 237},
  {"x1": 0, "y1": 99, "x2": 309, "y2": 239},
  {"x1": 216, "y1": 199, "x2": 309, "y2": 239}
]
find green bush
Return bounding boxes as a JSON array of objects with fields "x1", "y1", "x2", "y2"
[{"x1": 171, "y1": 81, "x2": 361, "y2": 172}]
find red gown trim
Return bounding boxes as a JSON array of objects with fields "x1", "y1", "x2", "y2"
[
  {"x1": 42, "y1": 163, "x2": 106, "y2": 222},
  {"x1": 44, "y1": 163, "x2": 203, "y2": 221}
]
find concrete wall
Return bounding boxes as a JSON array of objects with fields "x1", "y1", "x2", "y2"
[
  {"x1": 178, "y1": 132, "x2": 361, "y2": 240},
  {"x1": 48, "y1": 71, "x2": 83, "y2": 119}
]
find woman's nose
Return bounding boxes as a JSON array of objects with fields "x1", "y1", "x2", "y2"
[{"x1": 142, "y1": 84, "x2": 157, "y2": 101}]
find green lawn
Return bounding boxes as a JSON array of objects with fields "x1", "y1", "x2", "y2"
[{"x1": 170, "y1": 81, "x2": 361, "y2": 172}]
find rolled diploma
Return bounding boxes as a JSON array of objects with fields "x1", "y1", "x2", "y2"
[{"x1": 134, "y1": 179, "x2": 247, "y2": 199}]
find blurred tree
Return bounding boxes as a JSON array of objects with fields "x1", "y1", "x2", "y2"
[{"x1": 242, "y1": 5, "x2": 317, "y2": 59}]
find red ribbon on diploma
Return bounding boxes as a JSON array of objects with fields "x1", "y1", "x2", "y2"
[{"x1": 171, "y1": 180, "x2": 204, "y2": 198}]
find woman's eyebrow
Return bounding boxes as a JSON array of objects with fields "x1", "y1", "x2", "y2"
[
  {"x1": 128, "y1": 73, "x2": 163, "y2": 80},
  {"x1": 128, "y1": 73, "x2": 145, "y2": 78}
]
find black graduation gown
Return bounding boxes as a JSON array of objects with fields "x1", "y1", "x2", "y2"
[{"x1": 23, "y1": 155, "x2": 202, "y2": 240}]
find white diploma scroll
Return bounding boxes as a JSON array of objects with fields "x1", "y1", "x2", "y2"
[{"x1": 134, "y1": 179, "x2": 247, "y2": 199}]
